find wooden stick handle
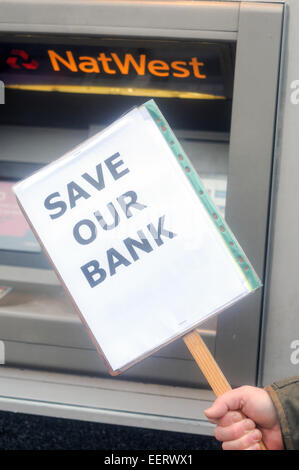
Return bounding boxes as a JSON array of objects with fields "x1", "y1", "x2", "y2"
[{"x1": 183, "y1": 330, "x2": 267, "y2": 450}]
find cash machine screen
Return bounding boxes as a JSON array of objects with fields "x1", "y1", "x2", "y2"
[{"x1": 0, "y1": 34, "x2": 235, "y2": 265}]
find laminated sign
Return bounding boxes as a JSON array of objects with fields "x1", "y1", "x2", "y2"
[{"x1": 14, "y1": 100, "x2": 261, "y2": 374}]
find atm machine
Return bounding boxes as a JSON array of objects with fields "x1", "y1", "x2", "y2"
[{"x1": 0, "y1": 1, "x2": 291, "y2": 437}]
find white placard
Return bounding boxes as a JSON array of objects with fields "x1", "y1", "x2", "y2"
[{"x1": 14, "y1": 100, "x2": 260, "y2": 373}]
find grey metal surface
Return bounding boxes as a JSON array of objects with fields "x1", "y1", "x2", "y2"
[
  {"x1": 0, "y1": 265, "x2": 59, "y2": 285},
  {"x1": 215, "y1": 1, "x2": 283, "y2": 387},
  {"x1": 0, "y1": 0, "x2": 239, "y2": 40},
  {"x1": 260, "y1": 0, "x2": 299, "y2": 386},
  {"x1": 0, "y1": 366, "x2": 215, "y2": 436}
]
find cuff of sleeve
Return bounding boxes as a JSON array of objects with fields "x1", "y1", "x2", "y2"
[
  {"x1": 265, "y1": 384, "x2": 292, "y2": 450},
  {"x1": 265, "y1": 376, "x2": 299, "y2": 450}
]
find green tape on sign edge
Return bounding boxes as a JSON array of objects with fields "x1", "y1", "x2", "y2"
[{"x1": 144, "y1": 99, "x2": 262, "y2": 292}]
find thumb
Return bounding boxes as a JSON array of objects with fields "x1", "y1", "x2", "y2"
[{"x1": 205, "y1": 388, "x2": 246, "y2": 421}]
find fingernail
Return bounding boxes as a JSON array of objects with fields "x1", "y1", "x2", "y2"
[
  {"x1": 232, "y1": 412, "x2": 243, "y2": 423},
  {"x1": 252, "y1": 430, "x2": 262, "y2": 442},
  {"x1": 244, "y1": 419, "x2": 255, "y2": 431}
]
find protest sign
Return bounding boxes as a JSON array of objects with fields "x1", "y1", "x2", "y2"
[{"x1": 13, "y1": 100, "x2": 261, "y2": 375}]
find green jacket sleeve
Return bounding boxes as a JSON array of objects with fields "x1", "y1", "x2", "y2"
[{"x1": 265, "y1": 376, "x2": 299, "y2": 450}]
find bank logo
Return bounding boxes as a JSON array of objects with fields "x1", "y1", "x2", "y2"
[
  {"x1": 0, "y1": 80, "x2": 4, "y2": 104},
  {"x1": 48, "y1": 49, "x2": 206, "y2": 79},
  {"x1": 6, "y1": 49, "x2": 39, "y2": 70}
]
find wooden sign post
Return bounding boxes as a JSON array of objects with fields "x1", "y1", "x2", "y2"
[
  {"x1": 14, "y1": 99, "x2": 264, "y2": 448},
  {"x1": 184, "y1": 330, "x2": 267, "y2": 450},
  {"x1": 184, "y1": 331, "x2": 232, "y2": 397}
]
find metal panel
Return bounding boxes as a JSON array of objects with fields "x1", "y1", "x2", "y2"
[
  {"x1": 215, "y1": 2, "x2": 283, "y2": 387},
  {"x1": 0, "y1": 0, "x2": 239, "y2": 40},
  {"x1": 260, "y1": 0, "x2": 299, "y2": 386},
  {"x1": 0, "y1": 366, "x2": 215, "y2": 435}
]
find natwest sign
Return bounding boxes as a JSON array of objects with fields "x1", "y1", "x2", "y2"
[
  {"x1": 48, "y1": 50, "x2": 207, "y2": 79},
  {"x1": 0, "y1": 38, "x2": 234, "y2": 98}
]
